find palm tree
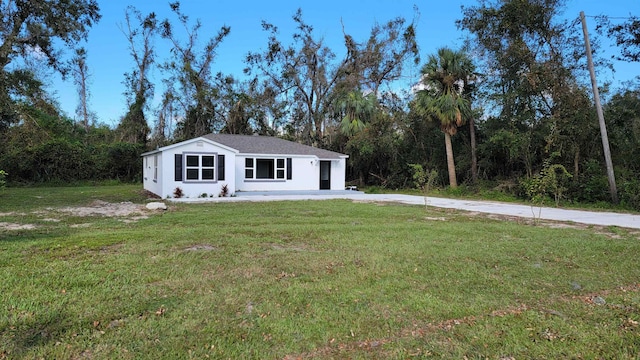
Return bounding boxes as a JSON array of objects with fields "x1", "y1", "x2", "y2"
[
  {"x1": 415, "y1": 47, "x2": 474, "y2": 188},
  {"x1": 337, "y1": 90, "x2": 377, "y2": 136}
]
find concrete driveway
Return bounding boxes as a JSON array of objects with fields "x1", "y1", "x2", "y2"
[{"x1": 174, "y1": 191, "x2": 640, "y2": 230}]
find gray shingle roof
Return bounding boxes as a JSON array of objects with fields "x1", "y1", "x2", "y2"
[{"x1": 202, "y1": 134, "x2": 347, "y2": 159}]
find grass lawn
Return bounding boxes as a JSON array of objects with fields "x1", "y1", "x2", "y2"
[{"x1": 1, "y1": 185, "x2": 639, "y2": 359}]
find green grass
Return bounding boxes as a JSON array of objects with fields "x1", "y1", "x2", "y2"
[{"x1": 1, "y1": 185, "x2": 640, "y2": 359}]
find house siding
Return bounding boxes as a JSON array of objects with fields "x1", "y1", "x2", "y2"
[
  {"x1": 142, "y1": 135, "x2": 348, "y2": 198},
  {"x1": 144, "y1": 140, "x2": 236, "y2": 198},
  {"x1": 329, "y1": 158, "x2": 347, "y2": 191},
  {"x1": 236, "y1": 155, "x2": 346, "y2": 192}
]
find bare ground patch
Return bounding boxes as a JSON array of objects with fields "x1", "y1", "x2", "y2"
[
  {"x1": 0, "y1": 212, "x2": 27, "y2": 217},
  {"x1": 56, "y1": 200, "x2": 149, "y2": 217},
  {"x1": 1, "y1": 201, "x2": 164, "y2": 231},
  {"x1": 0, "y1": 222, "x2": 37, "y2": 230},
  {"x1": 184, "y1": 244, "x2": 218, "y2": 252}
]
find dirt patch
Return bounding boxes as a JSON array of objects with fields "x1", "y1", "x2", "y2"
[
  {"x1": 57, "y1": 200, "x2": 148, "y2": 217},
  {"x1": 0, "y1": 212, "x2": 26, "y2": 217},
  {"x1": 0, "y1": 222, "x2": 36, "y2": 230},
  {"x1": 184, "y1": 245, "x2": 218, "y2": 252},
  {"x1": 2, "y1": 201, "x2": 163, "y2": 231}
]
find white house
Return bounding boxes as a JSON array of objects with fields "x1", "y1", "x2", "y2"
[{"x1": 141, "y1": 134, "x2": 349, "y2": 199}]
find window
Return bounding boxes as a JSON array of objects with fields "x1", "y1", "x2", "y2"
[
  {"x1": 245, "y1": 158, "x2": 254, "y2": 179},
  {"x1": 244, "y1": 157, "x2": 290, "y2": 180},
  {"x1": 256, "y1": 159, "x2": 274, "y2": 179},
  {"x1": 276, "y1": 159, "x2": 285, "y2": 179},
  {"x1": 184, "y1": 154, "x2": 215, "y2": 181},
  {"x1": 153, "y1": 155, "x2": 158, "y2": 181}
]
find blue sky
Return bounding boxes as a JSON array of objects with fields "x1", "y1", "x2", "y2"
[{"x1": 48, "y1": 0, "x2": 639, "y2": 126}]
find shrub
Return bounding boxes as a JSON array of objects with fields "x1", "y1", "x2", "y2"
[
  {"x1": 409, "y1": 164, "x2": 438, "y2": 208},
  {"x1": 173, "y1": 187, "x2": 184, "y2": 198},
  {"x1": 522, "y1": 162, "x2": 572, "y2": 210},
  {"x1": 0, "y1": 170, "x2": 7, "y2": 189},
  {"x1": 219, "y1": 184, "x2": 229, "y2": 197}
]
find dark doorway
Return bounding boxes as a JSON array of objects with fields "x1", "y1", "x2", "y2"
[{"x1": 319, "y1": 161, "x2": 331, "y2": 190}]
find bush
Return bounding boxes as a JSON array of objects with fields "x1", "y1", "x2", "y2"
[
  {"x1": 0, "y1": 169, "x2": 6, "y2": 189},
  {"x1": 617, "y1": 168, "x2": 640, "y2": 211},
  {"x1": 569, "y1": 159, "x2": 609, "y2": 203},
  {"x1": 521, "y1": 162, "x2": 572, "y2": 207}
]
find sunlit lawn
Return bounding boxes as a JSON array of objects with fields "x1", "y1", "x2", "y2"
[{"x1": 1, "y1": 185, "x2": 639, "y2": 359}]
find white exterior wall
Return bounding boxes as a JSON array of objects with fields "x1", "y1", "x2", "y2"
[
  {"x1": 143, "y1": 140, "x2": 236, "y2": 199},
  {"x1": 236, "y1": 155, "x2": 317, "y2": 191},
  {"x1": 162, "y1": 142, "x2": 236, "y2": 199},
  {"x1": 142, "y1": 153, "x2": 162, "y2": 197},
  {"x1": 235, "y1": 155, "x2": 347, "y2": 192},
  {"x1": 330, "y1": 158, "x2": 347, "y2": 190}
]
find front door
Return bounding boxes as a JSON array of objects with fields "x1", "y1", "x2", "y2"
[{"x1": 319, "y1": 161, "x2": 331, "y2": 190}]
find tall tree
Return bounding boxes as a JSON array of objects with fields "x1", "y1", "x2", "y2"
[
  {"x1": 246, "y1": 9, "x2": 419, "y2": 145},
  {"x1": 415, "y1": 47, "x2": 474, "y2": 188},
  {"x1": 151, "y1": 90, "x2": 175, "y2": 148},
  {"x1": 160, "y1": 1, "x2": 230, "y2": 140},
  {"x1": 71, "y1": 47, "x2": 94, "y2": 129},
  {"x1": 117, "y1": 6, "x2": 159, "y2": 144},
  {"x1": 246, "y1": 9, "x2": 343, "y2": 145},
  {"x1": 458, "y1": 0, "x2": 591, "y2": 179},
  {"x1": 341, "y1": 15, "x2": 420, "y2": 95},
  {"x1": 0, "y1": 0, "x2": 100, "y2": 125}
]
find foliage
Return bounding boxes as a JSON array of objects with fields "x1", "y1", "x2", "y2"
[
  {"x1": 0, "y1": 169, "x2": 6, "y2": 190},
  {"x1": 0, "y1": 0, "x2": 100, "y2": 128},
  {"x1": 409, "y1": 163, "x2": 438, "y2": 208},
  {"x1": 522, "y1": 161, "x2": 573, "y2": 209},
  {"x1": 173, "y1": 187, "x2": 183, "y2": 198},
  {"x1": 337, "y1": 91, "x2": 377, "y2": 136},
  {"x1": 1, "y1": 189, "x2": 640, "y2": 358},
  {"x1": 0, "y1": 0, "x2": 101, "y2": 71},
  {"x1": 219, "y1": 183, "x2": 229, "y2": 197},
  {"x1": 605, "y1": 15, "x2": 640, "y2": 62},
  {"x1": 116, "y1": 100, "x2": 150, "y2": 144},
  {"x1": 458, "y1": 0, "x2": 593, "y2": 180},
  {"x1": 245, "y1": 8, "x2": 418, "y2": 144}
]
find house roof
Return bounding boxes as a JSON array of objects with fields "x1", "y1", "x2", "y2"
[{"x1": 202, "y1": 134, "x2": 347, "y2": 159}]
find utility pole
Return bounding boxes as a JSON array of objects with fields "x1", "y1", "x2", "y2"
[{"x1": 580, "y1": 11, "x2": 618, "y2": 204}]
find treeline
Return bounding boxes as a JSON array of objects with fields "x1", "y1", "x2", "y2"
[
  {"x1": 1, "y1": 108, "x2": 142, "y2": 183},
  {"x1": 1, "y1": 1, "x2": 639, "y2": 209}
]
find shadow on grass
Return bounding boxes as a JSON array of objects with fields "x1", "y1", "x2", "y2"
[
  {"x1": 0, "y1": 226, "x2": 75, "y2": 244},
  {"x1": 2, "y1": 306, "x2": 73, "y2": 358}
]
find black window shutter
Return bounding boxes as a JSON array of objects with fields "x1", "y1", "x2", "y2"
[
  {"x1": 174, "y1": 154, "x2": 183, "y2": 181},
  {"x1": 286, "y1": 158, "x2": 292, "y2": 180},
  {"x1": 217, "y1": 154, "x2": 225, "y2": 181}
]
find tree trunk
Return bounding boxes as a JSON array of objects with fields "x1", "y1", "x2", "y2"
[
  {"x1": 469, "y1": 117, "x2": 477, "y2": 183},
  {"x1": 444, "y1": 132, "x2": 457, "y2": 188},
  {"x1": 573, "y1": 148, "x2": 580, "y2": 182}
]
